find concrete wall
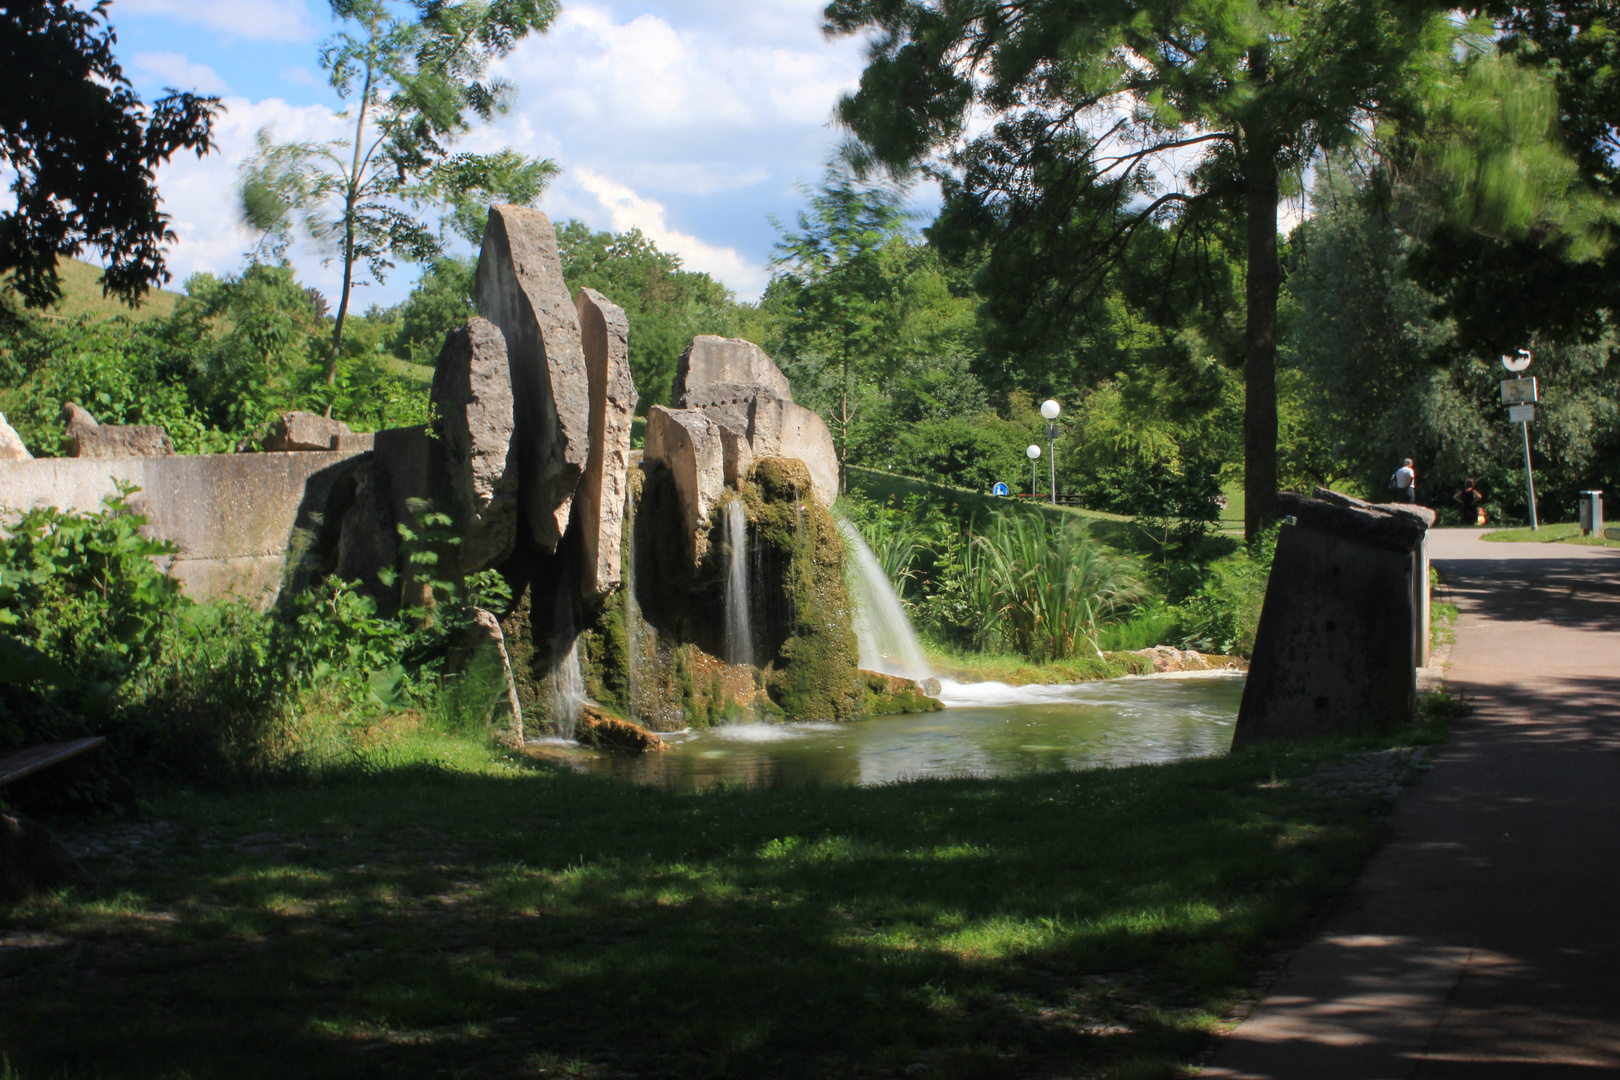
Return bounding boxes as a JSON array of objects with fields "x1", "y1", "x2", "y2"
[
  {"x1": 0, "y1": 451, "x2": 367, "y2": 602},
  {"x1": 1233, "y1": 522, "x2": 1420, "y2": 747}
]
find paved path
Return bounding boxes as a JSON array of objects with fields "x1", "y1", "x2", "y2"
[{"x1": 1204, "y1": 528, "x2": 1620, "y2": 1078}]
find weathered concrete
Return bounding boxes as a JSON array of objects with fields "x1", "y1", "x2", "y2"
[
  {"x1": 643, "y1": 406, "x2": 726, "y2": 547},
  {"x1": 574, "y1": 287, "x2": 638, "y2": 597},
  {"x1": 0, "y1": 452, "x2": 365, "y2": 601},
  {"x1": 0, "y1": 414, "x2": 30, "y2": 461},
  {"x1": 430, "y1": 317, "x2": 517, "y2": 573},
  {"x1": 1233, "y1": 490, "x2": 1433, "y2": 747},
  {"x1": 263, "y1": 411, "x2": 353, "y2": 452},
  {"x1": 673, "y1": 335, "x2": 793, "y2": 408},
  {"x1": 1205, "y1": 530, "x2": 1620, "y2": 1077},
  {"x1": 475, "y1": 205, "x2": 591, "y2": 553}
]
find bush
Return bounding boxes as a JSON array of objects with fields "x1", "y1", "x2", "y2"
[{"x1": 1177, "y1": 527, "x2": 1277, "y2": 657}]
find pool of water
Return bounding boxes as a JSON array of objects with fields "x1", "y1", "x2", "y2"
[{"x1": 529, "y1": 673, "x2": 1245, "y2": 791}]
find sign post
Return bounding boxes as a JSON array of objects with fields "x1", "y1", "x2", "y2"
[{"x1": 1502, "y1": 350, "x2": 1538, "y2": 530}]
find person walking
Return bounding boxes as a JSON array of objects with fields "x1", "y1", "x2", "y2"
[
  {"x1": 1454, "y1": 478, "x2": 1486, "y2": 525},
  {"x1": 1390, "y1": 458, "x2": 1416, "y2": 503}
]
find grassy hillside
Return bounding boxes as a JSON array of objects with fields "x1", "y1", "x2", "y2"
[
  {"x1": 4, "y1": 257, "x2": 186, "y2": 323},
  {"x1": 846, "y1": 465, "x2": 1135, "y2": 546}
]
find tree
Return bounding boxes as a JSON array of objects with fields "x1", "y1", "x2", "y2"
[
  {"x1": 240, "y1": 0, "x2": 559, "y2": 394},
  {"x1": 556, "y1": 221, "x2": 739, "y2": 411},
  {"x1": 770, "y1": 167, "x2": 913, "y2": 491},
  {"x1": 825, "y1": 0, "x2": 1503, "y2": 538},
  {"x1": 0, "y1": 0, "x2": 220, "y2": 308}
]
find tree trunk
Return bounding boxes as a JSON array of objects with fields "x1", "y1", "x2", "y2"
[
  {"x1": 1241, "y1": 48, "x2": 1280, "y2": 542},
  {"x1": 324, "y1": 45, "x2": 376, "y2": 416}
]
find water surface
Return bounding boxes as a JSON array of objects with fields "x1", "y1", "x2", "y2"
[{"x1": 532, "y1": 674, "x2": 1244, "y2": 791}]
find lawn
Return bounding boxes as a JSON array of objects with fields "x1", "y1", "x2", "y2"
[
  {"x1": 6, "y1": 257, "x2": 185, "y2": 323},
  {"x1": 1, "y1": 717, "x2": 1444, "y2": 1080},
  {"x1": 1481, "y1": 521, "x2": 1618, "y2": 547}
]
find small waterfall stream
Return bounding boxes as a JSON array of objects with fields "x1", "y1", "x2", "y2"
[
  {"x1": 553, "y1": 641, "x2": 586, "y2": 738},
  {"x1": 723, "y1": 499, "x2": 755, "y2": 668},
  {"x1": 624, "y1": 481, "x2": 644, "y2": 724},
  {"x1": 835, "y1": 517, "x2": 935, "y2": 685}
]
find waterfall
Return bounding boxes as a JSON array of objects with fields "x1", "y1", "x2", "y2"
[
  {"x1": 835, "y1": 517, "x2": 934, "y2": 684},
  {"x1": 723, "y1": 498, "x2": 755, "y2": 668},
  {"x1": 552, "y1": 640, "x2": 586, "y2": 738},
  {"x1": 624, "y1": 480, "x2": 642, "y2": 724}
]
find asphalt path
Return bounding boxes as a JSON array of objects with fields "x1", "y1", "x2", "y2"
[{"x1": 1203, "y1": 527, "x2": 1620, "y2": 1078}]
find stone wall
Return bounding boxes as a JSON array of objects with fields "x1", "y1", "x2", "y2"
[{"x1": 0, "y1": 451, "x2": 366, "y2": 603}]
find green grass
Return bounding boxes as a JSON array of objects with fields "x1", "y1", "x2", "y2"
[
  {"x1": 1481, "y1": 521, "x2": 1619, "y2": 547},
  {"x1": 5, "y1": 257, "x2": 185, "y2": 323},
  {"x1": 1, "y1": 717, "x2": 1444, "y2": 1080}
]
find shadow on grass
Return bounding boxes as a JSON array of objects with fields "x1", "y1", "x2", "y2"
[{"x1": 0, "y1": 730, "x2": 1436, "y2": 1080}]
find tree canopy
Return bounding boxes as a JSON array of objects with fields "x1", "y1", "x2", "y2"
[
  {"x1": 0, "y1": 0, "x2": 221, "y2": 308},
  {"x1": 825, "y1": 0, "x2": 1528, "y2": 536}
]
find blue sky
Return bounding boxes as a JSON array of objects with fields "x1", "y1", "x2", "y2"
[{"x1": 99, "y1": 0, "x2": 906, "y2": 306}]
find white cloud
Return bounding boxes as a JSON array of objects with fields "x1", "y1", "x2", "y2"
[
  {"x1": 118, "y1": 0, "x2": 314, "y2": 42},
  {"x1": 132, "y1": 52, "x2": 232, "y2": 96},
  {"x1": 280, "y1": 66, "x2": 326, "y2": 90},
  {"x1": 576, "y1": 169, "x2": 766, "y2": 296}
]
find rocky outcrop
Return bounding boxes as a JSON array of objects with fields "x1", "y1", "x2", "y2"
[
  {"x1": 263, "y1": 411, "x2": 352, "y2": 452},
  {"x1": 575, "y1": 704, "x2": 666, "y2": 752},
  {"x1": 475, "y1": 205, "x2": 591, "y2": 553},
  {"x1": 61, "y1": 402, "x2": 172, "y2": 458},
  {"x1": 430, "y1": 317, "x2": 518, "y2": 573},
  {"x1": 0, "y1": 413, "x2": 30, "y2": 461},
  {"x1": 644, "y1": 406, "x2": 727, "y2": 546},
  {"x1": 574, "y1": 287, "x2": 638, "y2": 598},
  {"x1": 860, "y1": 670, "x2": 945, "y2": 715},
  {"x1": 666, "y1": 336, "x2": 840, "y2": 508},
  {"x1": 1279, "y1": 488, "x2": 1436, "y2": 551}
]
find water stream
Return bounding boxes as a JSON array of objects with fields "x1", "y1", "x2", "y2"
[
  {"x1": 723, "y1": 498, "x2": 755, "y2": 668},
  {"x1": 552, "y1": 641, "x2": 586, "y2": 739},
  {"x1": 835, "y1": 517, "x2": 934, "y2": 684}
]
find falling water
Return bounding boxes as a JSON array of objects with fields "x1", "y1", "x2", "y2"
[
  {"x1": 552, "y1": 640, "x2": 586, "y2": 738},
  {"x1": 835, "y1": 517, "x2": 934, "y2": 684},
  {"x1": 723, "y1": 499, "x2": 755, "y2": 668},
  {"x1": 624, "y1": 481, "x2": 642, "y2": 724}
]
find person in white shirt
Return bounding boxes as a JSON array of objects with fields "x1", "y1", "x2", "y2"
[{"x1": 1391, "y1": 458, "x2": 1416, "y2": 504}]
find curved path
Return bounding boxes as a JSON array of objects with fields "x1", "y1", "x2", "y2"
[{"x1": 1205, "y1": 528, "x2": 1620, "y2": 1078}]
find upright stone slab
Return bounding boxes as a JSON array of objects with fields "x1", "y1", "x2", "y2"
[
  {"x1": 643, "y1": 405, "x2": 726, "y2": 550},
  {"x1": 673, "y1": 336, "x2": 793, "y2": 408},
  {"x1": 749, "y1": 396, "x2": 838, "y2": 507},
  {"x1": 1232, "y1": 489, "x2": 1434, "y2": 748},
  {"x1": 475, "y1": 205, "x2": 591, "y2": 553},
  {"x1": 573, "y1": 287, "x2": 638, "y2": 598},
  {"x1": 431, "y1": 317, "x2": 518, "y2": 573}
]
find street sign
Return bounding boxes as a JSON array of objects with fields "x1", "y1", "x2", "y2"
[
  {"x1": 1501, "y1": 377, "x2": 1538, "y2": 404},
  {"x1": 992, "y1": 482, "x2": 1009, "y2": 496},
  {"x1": 1502, "y1": 349, "x2": 1533, "y2": 372},
  {"x1": 1508, "y1": 403, "x2": 1536, "y2": 423}
]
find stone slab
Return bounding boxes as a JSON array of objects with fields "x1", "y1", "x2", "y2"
[
  {"x1": 643, "y1": 405, "x2": 725, "y2": 542},
  {"x1": 574, "y1": 286, "x2": 638, "y2": 597},
  {"x1": 475, "y1": 204, "x2": 591, "y2": 553},
  {"x1": 673, "y1": 335, "x2": 792, "y2": 407},
  {"x1": 263, "y1": 411, "x2": 352, "y2": 452},
  {"x1": 430, "y1": 317, "x2": 518, "y2": 572}
]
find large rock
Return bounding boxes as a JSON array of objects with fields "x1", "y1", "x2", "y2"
[
  {"x1": 670, "y1": 337, "x2": 839, "y2": 506},
  {"x1": 263, "y1": 411, "x2": 352, "y2": 452},
  {"x1": 430, "y1": 317, "x2": 518, "y2": 572},
  {"x1": 673, "y1": 335, "x2": 793, "y2": 409},
  {"x1": 573, "y1": 287, "x2": 638, "y2": 597},
  {"x1": 0, "y1": 413, "x2": 30, "y2": 461},
  {"x1": 61, "y1": 402, "x2": 171, "y2": 458},
  {"x1": 475, "y1": 205, "x2": 591, "y2": 553},
  {"x1": 643, "y1": 406, "x2": 726, "y2": 544},
  {"x1": 0, "y1": 812, "x2": 91, "y2": 902},
  {"x1": 749, "y1": 396, "x2": 838, "y2": 507}
]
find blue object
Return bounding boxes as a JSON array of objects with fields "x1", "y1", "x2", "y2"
[{"x1": 992, "y1": 482, "x2": 1009, "y2": 497}]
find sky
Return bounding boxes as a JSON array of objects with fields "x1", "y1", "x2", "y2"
[{"x1": 100, "y1": 0, "x2": 893, "y2": 307}]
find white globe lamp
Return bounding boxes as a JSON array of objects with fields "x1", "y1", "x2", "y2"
[
  {"x1": 1041, "y1": 399, "x2": 1061, "y2": 420},
  {"x1": 1026, "y1": 444, "x2": 1041, "y2": 459},
  {"x1": 1026, "y1": 443, "x2": 1041, "y2": 497}
]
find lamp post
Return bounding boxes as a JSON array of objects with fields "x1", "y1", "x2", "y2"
[
  {"x1": 1041, "y1": 399, "x2": 1061, "y2": 504},
  {"x1": 1501, "y1": 349, "x2": 1538, "y2": 530},
  {"x1": 1026, "y1": 444, "x2": 1041, "y2": 498}
]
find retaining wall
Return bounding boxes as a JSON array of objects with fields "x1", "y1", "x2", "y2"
[{"x1": 0, "y1": 451, "x2": 367, "y2": 602}]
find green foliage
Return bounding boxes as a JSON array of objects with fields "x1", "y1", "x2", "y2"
[
  {"x1": 556, "y1": 220, "x2": 740, "y2": 410},
  {"x1": 0, "y1": 483, "x2": 185, "y2": 697},
  {"x1": 970, "y1": 510, "x2": 1147, "y2": 661},
  {"x1": 390, "y1": 256, "x2": 475, "y2": 364},
  {"x1": 1178, "y1": 530, "x2": 1278, "y2": 657}
]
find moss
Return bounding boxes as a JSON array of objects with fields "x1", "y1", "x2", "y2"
[
  {"x1": 859, "y1": 671, "x2": 946, "y2": 716},
  {"x1": 578, "y1": 588, "x2": 630, "y2": 715},
  {"x1": 743, "y1": 458, "x2": 862, "y2": 723}
]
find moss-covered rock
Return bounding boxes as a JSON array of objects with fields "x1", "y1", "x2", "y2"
[{"x1": 859, "y1": 670, "x2": 946, "y2": 716}]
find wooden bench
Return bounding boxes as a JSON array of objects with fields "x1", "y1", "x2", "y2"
[{"x1": 0, "y1": 737, "x2": 106, "y2": 786}]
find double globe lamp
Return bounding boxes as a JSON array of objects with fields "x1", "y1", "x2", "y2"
[{"x1": 1025, "y1": 399, "x2": 1061, "y2": 502}]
